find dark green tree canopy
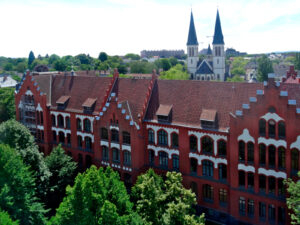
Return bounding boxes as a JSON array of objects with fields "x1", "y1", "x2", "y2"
[
  {"x1": 98, "y1": 52, "x2": 108, "y2": 62},
  {"x1": 257, "y1": 55, "x2": 273, "y2": 81},
  {"x1": 0, "y1": 209, "x2": 19, "y2": 225},
  {"x1": 0, "y1": 88, "x2": 15, "y2": 123},
  {"x1": 28, "y1": 51, "x2": 35, "y2": 66}
]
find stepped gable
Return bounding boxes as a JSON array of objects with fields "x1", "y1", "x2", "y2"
[
  {"x1": 146, "y1": 80, "x2": 262, "y2": 131},
  {"x1": 34, "y1": 75, "x2": 113, "y2": 113},
  {"x1": 116, "y1": 78, "x2": 153, "y2": 123},
  {"x1": 280, "y1": 83, "x2": 300, "y2": 107}
]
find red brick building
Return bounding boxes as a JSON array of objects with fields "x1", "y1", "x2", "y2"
[{"x1": 15, "y1": 70, "x2": 300, "y2": 225}]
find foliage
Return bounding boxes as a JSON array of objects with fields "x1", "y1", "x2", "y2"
[
  {"x1": 98, "y1": 52, "x2": 108, "y2": 62},
  {"x1": 49, "y1": 166, "x2": 142, "y2": 225},
  {"x1": 0, "y1": 210, "x2": 19, "y2": 225},
  {"x1": 28, "y1": 51, "x2": 35, "y2": 67},
  {"x1": 257, "y1": 55, "x2": 273, "y2": 81},
  {"x1": 0, "y1": 144, "x2": 46, "y2": 225},
  {"x1": 130, "y1": 61, "x2": 157, "y2": 74},
  {"x1": 124, "y1": 53, "x2": 140, "y2": 61},
  {"x1": 4, "y1": 63, "x2": 13, "y2": 71},
  {"x1": 132, "y1": 169, "x2": 205, "y2": 225},
  {"x1": 160, "y1": 58, "x2": 171, "y2": 71},
  {"x1": 226, "y1": 75, "x2": 244, "y2": 82},
  {"x1": 0, "y1": 88, "x2": 15, "y2": 122},
  {"x1": 76, "y1": 54, "x2": 91, "y2": 65},
  {"x1": 54, "y1": 59, "x2": 67, "y2": 71},
  {"x1": 284, "y1": 172, "x2": 300, "y2": 225},
  {"x1": 230, "y1": 57, "x2": 248, "y2": 76},
  {"x1": 159, "y1": 64, "x2": 189, "y2": 80},
  {"x1": 295, "y1": 52, "x2": 300, "y2": 70}
]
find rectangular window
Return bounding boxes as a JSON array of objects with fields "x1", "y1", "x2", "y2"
[
  {"x1": 53, "y1": 131, "x2": 57, "y2": 142},
  {"x1": 268, "y1": 204, "x2": 276, "y2": 221},
  {"x1": 112, "y1": 149, "x2": 120, "y2": 163},
  {"x1": 259, "y1": 175, "x2": 266, "y2": 192},
  {"x1": 203, "y1": 160, "x2": 213, "y2": 177},
  {"x1": 239, "y1": 197, "x2": 246, "y2": 215},
  {"x1": 203, "y1": 184, "x2": 213, "y2": 201},
  {"x1": 219, "y1": 189, "x2": 227, "y2": 203},
  {"x1": 247, "y1": 173, "x2": 254, "y2": 189},
  {"x1": 172, "y1": 155, "x2": 179, "y2": 170},
  {"x1": 148, "y1": 130, "x2": 154, "y2": 144},
  {"x1": 102, "y1": 146, "x2": 109, "y2": 161},
  {"x1": 247, "y1": 142, "x2": 254, "y2": 164},
  {"x1": 101, "y1": 128, "x2": 108, "y2": 140},
  {"x1": 259, "y1": 144, "x2": 266, "y2": 165},
  {"x1": 219, "y1": 164, "x2": 227, "y2": 180},
  {"x1": 248, "y1": 199, "x2": 254, "y2": 216},
  {"x1": 123, "y1": 132, "x2": 131, "y2": 145},
  {"x1": 124, "y1": 151, "x2": 131, "y2": 166},
  {"x1": 149, "y1": 150, "x2": 155, "y2": 165},
  {"x1": 278, "y1": 207, "x2": 285, "y2": 223},
  {"x1": 259, "y1": 202, "x2": 266, "y2": 219},
  {"x1": 239, "y1": 171, "x2": 245, "y2": 187},
  {"x1": 159, "y1": 151, "x2": 168, "y2": 168},
  {"x1": 268, "y1": 177, "x2": 275, "y2": 194}
]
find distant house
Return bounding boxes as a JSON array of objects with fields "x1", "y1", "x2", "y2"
[
  {"x1": 0, "y1": 75, "x2": 18, "y2": 88},
  {"x1": 282, "y1": 65, "x2": 300, "y2": 83},
  {"x1": 273, "y1": 63, "x2": 290, "y2": 80}
]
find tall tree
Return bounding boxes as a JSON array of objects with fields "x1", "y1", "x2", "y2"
[
  {"x1": 28, "y1": 51, "x2": 35, "y2": 67},
  {"x1": 0, "y1": 88, "x2": 15, "y2": 122},
  {"x1": 160, "y1": 58, "x2": 171, "y2": 71},
  {"x1": 0, "y1": 144, "x2": 46, "y2": 225},
  {"x1": 257, "y1": 55, "x2": 273, "y2": 81},
  {"x1": 0, "y1": 209, "x2": 19, "y2": 225},
  {"x1": 98, "y1": 52, "x2": 108, "y2": 62}
]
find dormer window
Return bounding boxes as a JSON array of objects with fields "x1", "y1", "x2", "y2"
[
  {"x1": 56, "y1": 96, "x2": 70, "y2": 110},
  {"x1": 82, "y1": 98, "x2": 97, "y2": 114},
  {"x1": 200, "y1": 109, "x2": 217, "y2": 129},
  {"x1": 156, "y1": 104, "x2": 173, "y2": 123}
]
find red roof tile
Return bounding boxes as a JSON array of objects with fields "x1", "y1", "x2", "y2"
[{"x1": 156, "y1": 104, "x2": 172, "y2": 116}]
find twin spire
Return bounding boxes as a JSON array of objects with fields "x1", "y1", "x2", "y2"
[{"x1": 187, "y1": 11, "x2": 198, "y2": 45}]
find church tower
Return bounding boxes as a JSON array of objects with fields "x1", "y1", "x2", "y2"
[
  {"x1": 187, "y1": 11, "x2": 199, "y2": 79},
  {"x1": 212, "y1": 9, "x2": 225, "y2": 81}
]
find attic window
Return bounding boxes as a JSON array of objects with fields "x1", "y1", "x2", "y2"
[
  {"x1": 56, "y1": 96, "x2": 70, "y2": 109},
  {"x1": 82, "y1": 98, "x2": 97, "y2": 113},
  {"x1": 156, "y1": 104, "x2": 172, "y2": 122},
  {"x1": 200, "y1": 109, "x2": 217, "y2": 128}
]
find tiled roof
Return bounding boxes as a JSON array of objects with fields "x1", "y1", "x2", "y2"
[
  {"x1": 196, "y1": 60, "x2": 214, "y2": 75},
  {"x1": 280, "y1": 83, "x2": 300, "y2": 107},
  {"x1": 200, "y1": 109, "x2": 217, "y2": 122},
  {"x1": 187, "y1": 11, "x2": 198, "y2": 45},
  {"x1": 56, "y1": 95, "x2": 70, "y2": 105},
  {"x1": 156, "y1": 104, "x2": 172, "y2": 116},
  {"x1": 207, "y1": 44, "x2": 212, "y2": 55},
  {"x1": 82, "y1": 98, "x2": 97, "y2": 108},
  {"x1": 212, "y1": 10, "x2": 224, "y2": 45}
]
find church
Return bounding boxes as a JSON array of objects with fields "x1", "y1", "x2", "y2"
[{"x1": 187, "y1": 10, "x2": 227, "y2": 81}]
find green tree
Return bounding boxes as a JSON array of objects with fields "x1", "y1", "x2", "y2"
[
  {"x1": 0, "y1": 88, "x2": 15, "y2": 122},
  {"x1": 76, "y1": 54, "x2": 91, "y2": 65},
  {"x1": 295, "y1": 52, "x2": 300, "y2": 70},
  {"x1": 54, "y1": 59, "x2": 67, "y2": 71},
  {"x1": 48, "y1": 54, "x2": 60, "y2": 65},
  {"x1": 117, "y1": 64, "x2": 128, "y2": 74},
  {"x1": 230, "y1": 57, "x2": 248, "y2": 76},
  {"x1": 284, "y1": 172, "x2": 300, "y2": 224},
  {"x1": 16, "y1": 62, "x2": 27, "y2": 73},
  {"x1": 226, "y1": 75, "x2": 244, "y2": 82},
  {"x1": 0, "y1": 144, "x2": 46, "y2": 225},
  {"x1": 28, "y1": 51, "x2": 35, "y2": 67},
  {"x1": 132, "y1": 169, "x2": 205, "y2": 225},
  {"x1": 98, "y1": 52, "x2": 108, "y2": 62},
  {"x1": 159, "y1": 64, "x2": 189, "y2": 80},
  {"x1": 124, "y1": 53, "x2": 140, "y2": 61},
  {"x1": 3, "y1": 63, "x2": 13, "y2": 71},
  {"x1": 257, "y1": 55, "x2": 273, "y2": 81},
  {"x1": 50, "y1": 166, "x2": 141, "y2": 225},
  {"x1": 160, "y1": 58, "x2": 171, "y2": 71},
  {"x1": 0, "y1": 210, "x2": 19, "y2": 225},
  {"x1": 169, "y1": 57, "x2": 178, "y2": 67}
]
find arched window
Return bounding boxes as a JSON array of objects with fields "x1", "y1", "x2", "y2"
[
  {"x1": 202, "y1": 136, "x2": 213, "y2": 154},
  {"x1": 58, "y1": 115, "x2": 64, "y2": 128},
  {"x1": 171, "y1": 133, "x2": 179, "y2": 148},
  {"x1": 172, "y1": 155, "x2": 179, "y2": 170},
  {"x1": 259, "y1": 175, "x2": 266, "y2": 192},
  {"x1": 77, "y1": 136, "x2": 83, "y2": 148},
  {"x1": 278, "y1": 121, "x2": 285, "y2": 139},
  {"x1": 65, "y1": 117, "x2": 70, "y2": 129},
  {"x1": 190, "y1": 136, "x2": 197, "y2": 152},
  {"x1": 111, "y1": 129, "x2": 119, "y2": 142},
  {"x1": 85, "y1": 137, "x2": 92, "y2": 150},
  {"x1": 219, "y1": 188, "x2": 227, "y2": 203},
  {"x1": 158, "y1": 130, "x2": 168, "y2": 146},
  {"x1": 278, "y1": 147, "x2": 285, "y2": 169},
  {"x1": 268, "y1": 145, "x2": 276, "y2": 167},
  {"x1": 259, "y1": 144, "x2": 266, "y2": 165},
  {"x1": 123, "y1": 131, "x2": 130, "y2": 145},
  {"x1": 291, "y1": 149, "x2": 299, "y2": 171},
  {"x1": 268, "y1": 177, "x2": 276, "y2": 194},
  {"x1": 148, "y1": 129, "x2": 154, "y2": 144},
  {"x1": 239, "y1": 171, "x2": 245, "y2": 187},
  {"x1": 203, "y1": 160, "x2": 213, "y2": 177},
  {"x1": 84, "y1": 119, "x2": 91, "y2": 132},
  {"x1": 239, "y1": 141, "x2": 245, "y2": 162},
  {"x1": 51, "y1": 115, "x2": 56, "y2": 126},
  {"x1": 77, "y1": 118, "x2": 82, "y2": 130},
  {"x1": 112, "y1": 148, "x2": 120, "y2": 163},
  {"x1": 203, "y1": 184, "x2": 213, "y2": 200},
  {"x1": 248, "y1": 173, "x2": 254, "y2": 189},
  {"x1": 159, "y1": 151, "x2": 168, "y2": 168},
  {"x1": 259, "y1": 119, "x2": 266, "y2": 136},
  {"x1": 247, "y1": 142, "x2": 254, "y2": 164},
  {"x1": 219, "y1": 164, "x2": 227, "y2": 180},
  {"x1": 59, "y1": 131, "x2": 65, "y2": 143},
  {"x1": 218, "y1": 140, "x2": 227, "y2": 156},
  {"x1": 101, "y1": 128, "x2": 108, "y2": 140},
  {"x1": 149, "y1": 150, "x2": 155, "y2": 165},
  {"x1": 268, "y1": 120, "x2": 276, "y2": 138},
  {"x1": 123, "y1": 151, "x2": 131, "y2": 165},
  {"x1": 102, "y1": 146, "x2": 109, "y2": 161},
  {"x1": 190, "y1": 158, "x2": 197, "y2": 174}
]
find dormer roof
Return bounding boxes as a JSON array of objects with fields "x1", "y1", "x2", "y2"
[
  {"x1": 156, "y1": 104, "x2": 173, "y2": 117},
  {"x1": 200, "y1": 109, "x2": 217, "y2": 122},
  {"x1": 56, "y1": 95, "x2": 70, "y2": 105}
]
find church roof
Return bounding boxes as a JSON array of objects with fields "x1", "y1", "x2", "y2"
[
  {"x1": 207, "y1": 44, "x2": 212, "y2": 55},
  {"x1": 212, "y1": 10, "x2": 224, "y2": 45},
  {"x1": 196, "y1": 60, "x2": 214, "y2": 75},
  {"x1": 187, "y1": 11, "x2": 198, "y2": 45}
]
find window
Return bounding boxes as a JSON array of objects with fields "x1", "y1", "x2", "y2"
[
  {"x1": 77, "y1": 119, "x2": 82, "y2": 130},
  {"x1": 278, "y1": 121, "x2": 285, "y2": 139},
  {"x1": 239, "y1": 197, "x2": 246, "y2": 215},
  {"x1": 149, "y1": 150, "x2": 155, "y2": 165},
  {"x1": 112, "y1": 148, "x2": 120, "y2": 163},
  {"x1": 239, "y1": 141, "x2": 245, "y2": 162},
  {"x1": 158, "y1": 130, "x2": 168, "y2": 146},
  {"x1": 52, "y1": 131, "x2": 57, "y2": 142},
  {"x1": 259, "y1": 175, "x2": 266, "y2": 192},
  {"x1": 66, "y1": 117, "x2": 70, "y2": 129},
  {"x1": 259, "y1": 119, "x2": 266, "y2": 136},
  {"x1": 291, "y1": 149, "x2": 299, "y2": 171},
  {"x1": 40, "y1": 112, "x2": 43, "y2": 125},
  {"x1": 203, "y1": 184, "x2": 213, "y2": 200},
  {"x1": 248, "y1": 199, "x2": 254, "y2": 216},
  {"x1": 111, "y1": 129, "x2": 119, "y2": 142},
  {"x1": 259, "y1": 202, "x2": 266, "y2": 219},
  {"x1": 77, "y1": 136, "x2": 82, "y2": 148},
  {"x1": 52, "y1": 115, "x2": 56, "y2": 126},
  {"x1": 239, "y1": 171, "x2": 245, "y2": 187},
  {"x1": 123, "y1": 131, "x2": 131, "y2": 145},
  {"x1": 101, "y1": 128, "x2": 108, "y2": 140},
  {"x1": 268, "y1": 177, "x2": 275, "y2": 194},
  {"x1": 59, "y1": 132, "x2": 65, "y2": 143},
  {"x1": 84, "y1": 119, "x2": 91, "y2": 132},
  {"x1": 268, "y1": 120, "x2": 276, "y2": 138},
  {"x1": 219, "y1": 189, "x2": 227, "y2": 203},
  {"x1": 190, "y1": 182, "x2": 198, "y2": 197},
  {"x1": 218, "y1": 140, "x2": 226, "y2": 156},
  {"x1": 102, "y1": 146, "x2": 109, "y2": 161},
  {"x1": 278, "y1": 207, "x2": 285, "y2": 223},
  {"x1": 248, "y1": 173, "x2": 254, "y2": 189},
  {"x1": 171, "y1": 133, "x2": 178, "y2": 148},
  {"x1": 278, "y1": 147, "x2": 285, "y2": 169},
  {"x1": 85, "y1": 137, "x2": 92, "y2": 150},
  {"x1": 172, "y1": 155, "x2": 179, "y2": 170},
  {"x1": 148, "y1": 129, "x2": 154, "y2": 144},
  {"x1": 58, "y1": 115, "x2": 64, "y2": 128},
  {"x1": 269, "y1": 145, "x2": 276, "y2": 167},
  {"x1": 202, "y1": 137, "x2": 213, "y2": 154},
  {"x1": 247, "y1": 142, "x2": 254, "y2": 164},
  {"x1": 67, "y1": 133, "x2": 71, "y2": 145},
  {"x1": 203, "y1": 160, "x2": 213, "y2": 177},
  {"x1": 190, "y1": 136, "x2": 197, "y2": 152},
  {"x1": 278, "y1": 179, "x2": 284, "y2": 196},
  {"x1": 159, "y1": 151, "x2": 168, "y2": 168},
  {"x1": 259, "y1": 144, "x2": 266, "y2": 165},
  {"x1": 190, "y1": 158, "x2": 197, "y2": 174},
  {"x1": 219, "y1": 164, "x2": 227, "y2": 180},
  {"x1": 124, "y1": 151, "x2": 131, "y2": 166}
]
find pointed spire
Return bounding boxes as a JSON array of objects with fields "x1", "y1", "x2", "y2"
[
  {"x1": 187, "y1": 11, "x2": 198, "y2": 45},
  {"x1": 207, "y1": 44, "x2": 212, "y2": 55},
  {"x1": 212, "y1": 9, "x2": 224, "y2": 45}
]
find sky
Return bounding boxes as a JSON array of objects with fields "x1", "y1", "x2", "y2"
[{"x1": 0, "y1": 0, "x2": 299, "y2": 58}]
